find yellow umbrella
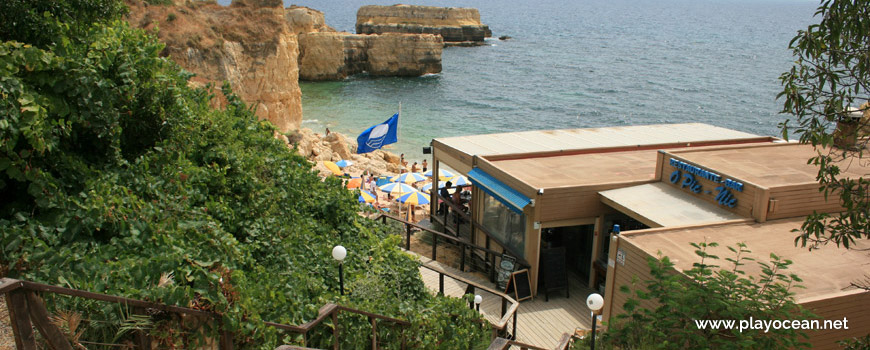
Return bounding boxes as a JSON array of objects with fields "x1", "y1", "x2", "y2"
[
  {"x1": 358, "y1": 190, "x2": 376, "y2": 203},
  {"x1": 397, "y1": 190, "x2": 430, "y2": 205},
  {"x1": 323, "y1": 161, "x2": 343, "y2": 176}
]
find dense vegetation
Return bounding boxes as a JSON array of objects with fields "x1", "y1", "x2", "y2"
[
  {"x1": 0, "y1": 1, "x2": 488, "y2": 348},
  {"x1": 576, "y1": 242, "x2": 811, "y2": 350}
]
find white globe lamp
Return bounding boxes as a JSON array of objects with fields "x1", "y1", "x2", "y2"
[{"x1": 332, "y1": 245, "x2": 347, "y2": 262}]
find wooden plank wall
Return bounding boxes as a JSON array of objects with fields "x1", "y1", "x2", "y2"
[
  {"x1": 659, "y1": 155, "x2": 761, "y2": 219},
  {"x1": 800, "y1": 292, "x2": 870, "y2": 350},
  {"x1": 767, "y1": 183, "x2": 846, "y2": 220},
  {"x1": 432, "y1": 143, "x2": 473, "y2": 175},
  {"x1": 602, "y1": 236, "x2": 659, "y2": 324},
  {"x1": 538, "y1": 181, "x2": 651, "y2": 223}
]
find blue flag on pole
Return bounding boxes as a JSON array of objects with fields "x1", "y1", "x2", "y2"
[{"x1": 357, "y1": 113, "x2": 399, "y2": 154}]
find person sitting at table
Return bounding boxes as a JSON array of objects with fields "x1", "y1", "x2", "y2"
[{"x1": 439, "y1": 181, "x2": 452, "y2": 214}]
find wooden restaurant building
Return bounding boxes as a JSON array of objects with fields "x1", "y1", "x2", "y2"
[{"x1": 427, "y1": 123, "x2": 869, "y2": 348}]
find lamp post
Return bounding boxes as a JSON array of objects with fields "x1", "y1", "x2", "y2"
[
  {"x1": 586, "y1": 293, "x2": 604, "y2": 350},
  {"x1": 474, "y1": 294, "x2": 482, "y2": 312},
  {"x1": 332, "y1": 245, "x2": 347, "y2": 295}
]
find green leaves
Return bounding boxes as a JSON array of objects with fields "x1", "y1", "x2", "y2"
[
  {"x1": 779, "y1": 0, "x2": 870, "y2": 250},
  {"x1": 603, "y1": 241, "x2": 813, "y2": 350},
  {"x1": 0, "y1": 4, "x2": 488, "y2": 349}
]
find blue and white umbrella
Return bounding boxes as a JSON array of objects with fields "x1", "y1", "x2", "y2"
[
  {"x1": 421, "y1": 181, "x2": 447, "y2": 192},
  {"x1": 335, "y1": 159, "x2": 354, "y2": 168},
  {"x1": 397, "y1": 190, "x2": 430, "y2": 205},
  {"x1": 423, "y1": 169, "x2": 455, "y2": 180},
  {"x1": 379, "y1": 182, "x2": 416, "y2": 195},
  {"x1": 391, "y1": 172, "x2": 426, "y2": 184},
  {"x1": 446, "y1": 175, "x2": 471, "y2": 186}
]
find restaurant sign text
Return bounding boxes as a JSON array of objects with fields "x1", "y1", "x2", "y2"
[{"x1": 668, "y1": 158, "x2": 744, "y2": 208}]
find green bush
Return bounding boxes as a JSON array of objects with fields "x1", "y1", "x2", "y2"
[
  {"x1": 600, "y1": 241, "x2": 812, "y2": 350},
  {"x1": 0, "y1": 4, "x2": 489, "y2": 349}
]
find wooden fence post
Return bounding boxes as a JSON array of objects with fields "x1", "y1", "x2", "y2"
[
  {"x1": 405, "y1": 224, "x2": 411, "y2": 251},
  {"x1": 25, "y1": 292, "x2": 73, "y2": 350},
  {"x1": 369, "y1": 317, "x2": 377, "y2": 349},
  {"x1": 6, "y1": 290, "x2": 37, "y2": 350},
  {"x1": 432, "y1": 235, "x2": 437, "y2": 261},
  {"x1": 460, "y1": 245, "x2": 466, "y2": 272},
  {"x1": 132, "y1": 307, "x2": 151, "y2": 350},
  {"x1": 331, "y1": 311, "x2": 339, "y2": 350}
]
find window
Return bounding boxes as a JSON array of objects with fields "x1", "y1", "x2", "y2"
[{"x1": 480, "y1": 192, "x2": 526, "y2": 259}]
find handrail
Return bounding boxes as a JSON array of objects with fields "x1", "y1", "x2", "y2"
[
  {"x1": 0, "y1": 278, "x2": 410, "y2": 350},
  {"x1": 487, "y1": 333, "x2": 572, "y2": 350},
  {"x1": 375, "y1": 213, "x2": 530, "y2": 269},
  {"x1": 419, "y1": 263, "x2": 518, "y2": 332},
  {"x1": 427, "y1": 190, "x2": 531, "y2": 268},
  {"x1": 376, "y1": 213, "x2": 503, "y2": 257}
]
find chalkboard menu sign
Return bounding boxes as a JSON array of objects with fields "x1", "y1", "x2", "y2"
[
  {"x1": 541, "y1": 247, "x2": 569, "y2": 301},
  {"x1": 504, "y1": 269, "x2": 532, "y2": 302},
  {"x1": 496, "y1": 254, "x2": 517, "y2": 291}
]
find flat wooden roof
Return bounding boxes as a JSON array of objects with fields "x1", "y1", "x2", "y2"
[
  {"x1": 600, "y1": 183, "x2": 748, "y2": 227},
  {"x1": 434, "y1": 123, "x2": 761, "y2": 159},
  {"x1": 669, "y1": 143, "x2": 870, "y2": 188},
  {"x1": 623, "y1": 218, "x2": 870, "y2": 301},
  {"x1": 490, "y1": 150, "x2": 660, "y2": 189}
]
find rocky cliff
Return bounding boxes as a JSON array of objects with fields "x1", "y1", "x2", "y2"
[
  {"x1": 356, "y1": 5, "x2": 491, "y2": 43},
  {"x1": 298, "y1": 32, "x2": 442, "y2": 81},
  {"x1": 125, "y1": 0, "x2": 325, "y2": 132}
]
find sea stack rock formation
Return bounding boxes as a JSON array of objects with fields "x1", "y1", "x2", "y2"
[
  {"x1": 298, "y1": 32, "x2": 442, "y2": 81},
  {"x1": 356, "y1": 5, "x2": 492, "y2": 43}
]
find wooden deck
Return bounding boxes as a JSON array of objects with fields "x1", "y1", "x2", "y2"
[{"x1": 415, "y1": 255, "x2": 594, "y2": 349}]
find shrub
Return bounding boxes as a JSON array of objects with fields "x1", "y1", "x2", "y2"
[
  {"x1": 0, "y1": 3, "x2": 490, "y2": 349},
  {"x1": 601, "y1": 241, "x2": 812, "y2": 350}
]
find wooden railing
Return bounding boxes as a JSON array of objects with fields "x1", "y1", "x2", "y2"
[
  {"x1": 375, "y1": 213, "x2": 529, "y2": 283},
  {"x1": 428, "y1": 188, "x2": 530, "y2": 268},
  {"x1": 266, "y1": 303, "x2": 410, "y2": 350},
  {"x1": 419, "y1": 263, "x2": 519, "y2": 340},
  {"x1": 487, "y1": 333, "x2": 572, "y2": 350},
  {"x1": 0, "y1": 278, "x2": 407, "y2": 350}
]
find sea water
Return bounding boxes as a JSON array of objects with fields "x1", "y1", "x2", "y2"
[{"x1": 225, "y1": 0, "x2": 820, "y2": 163}]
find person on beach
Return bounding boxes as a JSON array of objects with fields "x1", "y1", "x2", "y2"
[
  {"x1": 325, "y1": 127, "x2": 330, "y2": 136},
  {"x1": 411, "y1": 162, "x2": 418, "y2": 173},
  {"x1": 422, "y1": 159, "x2": 428, "y2": 173},
  {"x1": 368, "y1": 176, "x2": 380, "y2": 206}
]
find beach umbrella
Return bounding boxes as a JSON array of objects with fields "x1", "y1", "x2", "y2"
[
  {"x1": 323, "y1": 161, "x2": 343, "y2": 176},
  {"x1": 335, "y1": 159, "x2": 354, "y2": 168},
  {"x1": 379, "y1": 182, "x2": 416, "y2": 194},
  {"x1": 421, "y1": 181, "x2": 447, "y2": 192},
  {"x1": 358, "y1": 190, "x2": 376, "y2": 203},
  {"x1": 423, "y1": 169, "x2": 455, "y2": 180},
  {"x1": 422, "y1": 181, "x2": 458, "y2": 194},
  {"x1": 447, "y1": 175, "x2": 471, "y2": 186},
  {"x1": 397, "y1": 190, "x2": 430, "y2": 206},
  {"x1": 391, "y1": 172, "x2": 426, "y2": 184},
  {"x1": 346, "y1": 177, "x2": 362, "y2": 189}
]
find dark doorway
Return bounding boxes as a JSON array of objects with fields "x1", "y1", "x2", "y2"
[{"x1": 541, "y1": 224, "x2": 595, "y2": 287}]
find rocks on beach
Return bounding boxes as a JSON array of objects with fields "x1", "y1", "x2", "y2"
[{"x1": 279, "y1": 128, "x2": 405, "y2": 178}]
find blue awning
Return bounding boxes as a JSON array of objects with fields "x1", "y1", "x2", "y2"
[{"x1": 467, "y1": 168, "x2": 531, "y2": 214}]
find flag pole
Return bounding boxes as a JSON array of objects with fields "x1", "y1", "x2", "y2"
[{"x1": 398, "y1": 101, "x2": 402, "y2": 146}]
